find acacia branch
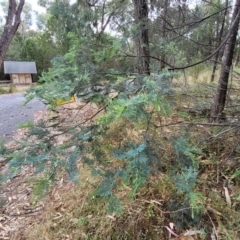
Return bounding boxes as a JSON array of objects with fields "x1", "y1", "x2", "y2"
[
  {"x1": 123, "y1": 53, "x2": 175, "y2": 68},
  {"x1": 163, "y1": 5, "x2": 232, "y2": 32},
  {"x1": 123, "y1": 7, "x2": 239, "y2": 71},
  {"x1": 48, "y1": 107, "x2": 106, "y2": 140},
  {"x1": 167, "y1": 10, "x2": 240, "y2": 71}
]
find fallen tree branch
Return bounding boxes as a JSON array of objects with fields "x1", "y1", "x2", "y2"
[{"x1": 151, "y1": 121, "x2": 240, "y2": 128}]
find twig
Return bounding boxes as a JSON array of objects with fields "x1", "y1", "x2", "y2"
[
  {"x1": 205, "y1": 207, "x2": 219, "y2": 240},
  {"x1": 151, "y1": 121, "x2": 240, "y2": 128},
  {"x1": 48, "y1": 107, "x2": 105, "y2": 140},
  {"x1": 211, "y1": 126, "x2": 239, "y2": 138}
]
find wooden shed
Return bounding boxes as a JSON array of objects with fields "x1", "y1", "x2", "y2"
[{"x1": 4, "y1": 61, "x2": 37, "y2": 84}]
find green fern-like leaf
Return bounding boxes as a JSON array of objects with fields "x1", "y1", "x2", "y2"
[
  {"x1": 30, "y1": 176, "x2": 53, "y2": 205},
  {"x1": 25, "y1": 154, "x2": 49, "y2": 164},
  {"x1": 67, "y1": 150, "x2": 80, "y2": 183},
  {"x1": 93, "y1": 171, "x2": 116, "y2": 197},
  {"x1": 106, "y1": 195, "x2": 122, "y2": 215},
  {"x1": 172, "y1": 166, "x2": 198, "y2": 194},
  {"x1": 187, "y1": 191, "x2": 205, "y2": 219},
  {"x1": 174, "y1": 137, "x2": 202, "y2": 168}
]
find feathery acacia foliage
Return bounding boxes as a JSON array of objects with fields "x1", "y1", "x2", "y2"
[
  {"x1": 2, "y1": 58, "x2": 204, "y2": 222},
  {"x1": 1, "y1": 0, "x2": 240, "y2": 238}
]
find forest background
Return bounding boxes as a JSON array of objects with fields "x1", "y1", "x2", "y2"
[{"x1": 1, "y1": 0, "x2": 240, "y2": 239}]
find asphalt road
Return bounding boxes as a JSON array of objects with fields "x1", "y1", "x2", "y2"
[{"x1": 0, "y1": 93, "x2": 45, "y2": 142}]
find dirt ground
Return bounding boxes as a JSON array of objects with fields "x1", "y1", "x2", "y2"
[{"x1": 0, "y1": 100, "x2": 100, "y2": 239}]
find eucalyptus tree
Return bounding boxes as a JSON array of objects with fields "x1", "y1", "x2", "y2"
[
  {"x1": 34, "y1": 12, "x2": 48, "y2": 31},
  {"x1": 211, "y1": 0, "x2": 240, "y2": 121},
  {"x1": 132, "y1": 0, "x2": 150, "y2": 74},
  {"x1": 0, "y1": 1, "x2": 40, "y2": 63},
  {"x1": 209, "y1": 0, "x2": 230, "y2": 82},
  {"x1": 0, "y1": 0, "x2": 25, "y2": 66},
  {"x1": 148, "y1": 0, "x2": 190, "y2": 68},
  {"x1": 18, "y1": 2, "x2": 33, "y2": 39},
  {"x1": 4, "y1": 31, "x2": 23, "y2": 60}
]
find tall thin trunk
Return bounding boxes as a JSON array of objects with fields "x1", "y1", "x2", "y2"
[
  {"x1": 0, "y1": 0, "x2": 25, "y2": 66},
  {"x1": 160, "y1": 0, "x2": 168, "y2": 70},
  {"x1": 210, "y1": 0, "x2": 229, "y2": 82},
  {"x1": 235, "y1": 50, "x2": 240, "y2": 66},
  {"x1": 210, "y1": 0, "x2": 240, "y2": 122},
  {"x1": 133, "y1": 0, "x2": 150, "y2": 75}
]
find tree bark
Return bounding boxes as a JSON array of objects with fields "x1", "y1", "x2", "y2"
[
  {"x1": 0, "y1": 0, "x2": 25, "y2": 66},
  {"x1": 132, "y1": 0, "x2": 150, "y2": 75},
  {"x1": 210, "y1": 0, "x2": 229, "y2": 82},
  {"x1": 160, "y1": 0, "x2": 169, "y2": 70},
  {"x1": 210, "y1": 0, "x2": 240, "y2": 122}
]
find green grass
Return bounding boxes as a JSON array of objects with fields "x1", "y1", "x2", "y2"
[{"x1": 18, "y1": 121, "x2": 34, "y2": 129}]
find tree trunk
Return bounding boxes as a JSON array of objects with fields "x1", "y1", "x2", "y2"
[
  {"x1": 210, "y1": 0, "x2": 229, "y2": 82},
  {"x1": 0, "y1": 0, "x2": 25, "y2": 66},
  {"x1": 133, "y1": 0, "x2": 150, "y2": 75},
  {"x1": 160, "y1": 0, "x2": 168, "y2": 70},
  {"x1": 235, "y1": 50, "x2": 240, "y2": 66},
  {"x1": 210, "y1": 0, "x2": 240, "y2": 122}
]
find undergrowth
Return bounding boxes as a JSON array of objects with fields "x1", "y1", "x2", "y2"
[
  {"x1": 0, "y1": 83, "x2": 30, "y2": 94},
  {"x1": 1, "y1": 67, "x2": 240, "y2": 239},
  {"x1": 5, "y1": 115, "x2": 240, "y2": 239},
  {"x1": 23, "y1": 123, "x2": 240, "y2": 240}
]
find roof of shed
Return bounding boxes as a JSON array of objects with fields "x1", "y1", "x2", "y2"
[{"x1": 4, "y1": 61, "x2": 37, "y2": 74}]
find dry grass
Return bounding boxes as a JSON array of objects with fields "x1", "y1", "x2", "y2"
[
  {"x1": 2, "y1": 68, "x2": 240, "y2": 239},
  {"x1": 22, "y1": 120, "x2": 240, "y2": 239},
  {"x1": 24, "y1": 166, "x2": 175, "y2": 240},
  {"x1": 0, "y1": 83, "x2": 35, "y2": 94}
]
